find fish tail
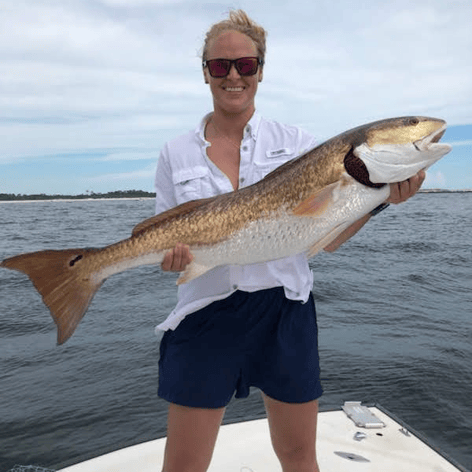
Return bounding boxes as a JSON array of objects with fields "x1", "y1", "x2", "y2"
[{"x1": 1, "y1": 248, "x2": 102, "y2": 345}]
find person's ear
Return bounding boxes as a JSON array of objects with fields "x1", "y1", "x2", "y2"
[{"x1": 203, "y1": 68, "x2": 210, "y2": 84}]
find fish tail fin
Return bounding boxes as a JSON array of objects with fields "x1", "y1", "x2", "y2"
[{"x1": 1, "y1": 248, "x2": 103, "y2": 345}]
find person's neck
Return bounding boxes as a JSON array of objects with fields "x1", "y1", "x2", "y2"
[{"x1": 210, "y1": 107, "x2": 255, "y2": 141}]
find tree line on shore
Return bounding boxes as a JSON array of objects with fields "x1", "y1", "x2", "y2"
[
  {"x1": 1, "y1": 188, "x2": 469, "y2": 202},
  {"x1": 0, "y1": 190, "x2": 155, "y2": 201}
]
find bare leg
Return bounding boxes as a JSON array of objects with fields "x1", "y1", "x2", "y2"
[
  {"x1": 263, "y1": 393, "x2": 320, "y2": 472},
  {"x1": 162, "y1": 403, "x2": 225, "y2": 472}
]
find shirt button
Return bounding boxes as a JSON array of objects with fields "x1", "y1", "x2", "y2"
[
  {"x1": 242, "y1": 146, "x2": 248, "y2": 152},
  {"x1": 232, "y1": 284, "x2": 238, "y2": 290},
  {"x1": 239, "y1": 177, "x2": 245, "y2": 184}
]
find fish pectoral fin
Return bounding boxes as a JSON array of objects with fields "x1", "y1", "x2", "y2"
[
  {"x1": 307, "y1": 222, "x2": 350, "y2": 257},
  {"x1": 292, "y1": 179, "x2": 345, "y2": 217},
  {"x1": 177, "y1": 261, "x2": 213, "y2": 285}
]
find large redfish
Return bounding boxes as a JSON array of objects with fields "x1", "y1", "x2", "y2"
[{"x1": 1, "y1": 117, "x2": 451, "y2": 344}]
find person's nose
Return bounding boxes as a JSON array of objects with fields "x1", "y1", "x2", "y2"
[{"x1": 226, "y1": 62, "x2": 241, "y2": 79}]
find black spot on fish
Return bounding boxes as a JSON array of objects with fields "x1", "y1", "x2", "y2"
[
  {"x1": 69, "y1": 254, "x2": 83, "y2": 267},
  {"x1": 344, "y1": 147, "x2": 386, "y2": 189}
]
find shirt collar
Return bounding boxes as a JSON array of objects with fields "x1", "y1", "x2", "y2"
[
  {"x1": 196, "y1": 112, "x2": 212, "y2": 145},
  {"x1": 196, "y1": 111, "x2": 262, "y2": 144},
  {"x1": 245, "y1": 111, "x2": 261, "y2": 140}
]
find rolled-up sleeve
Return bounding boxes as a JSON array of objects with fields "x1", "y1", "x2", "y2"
[{"x1": 154, "y1": 144, "x2": 177, "y2": 215}]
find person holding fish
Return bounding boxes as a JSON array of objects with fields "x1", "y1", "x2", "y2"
[
  {"x1": 154, "y1": 10, "x2": 425, "y2": 472},
  {"x1": 0, "y1": 7, "x2": 437, "y2": 472}
]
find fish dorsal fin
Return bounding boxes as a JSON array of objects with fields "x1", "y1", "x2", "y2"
[{"x1": 132, "y1": 197, "x2": 216, "y2": 236}]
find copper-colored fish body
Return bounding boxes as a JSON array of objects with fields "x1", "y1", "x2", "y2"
[{"x1": 1, "y1": 116, "x2": 451, "y2": 343}]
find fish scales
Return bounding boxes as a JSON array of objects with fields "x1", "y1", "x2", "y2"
[
  {"x1": 143, "y1": 141, "x2": 345, "y2": 251},
  {"x1": 0, "y1": 116, "x2": 451, "y2": 344}
]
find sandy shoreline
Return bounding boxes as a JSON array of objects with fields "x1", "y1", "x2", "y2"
[
  {"x1": 1, "y1": 189, "x2": 471, "y2": 204},
  {"x1": 0, "y1": 197, "x2": 155, "y2": 204}
]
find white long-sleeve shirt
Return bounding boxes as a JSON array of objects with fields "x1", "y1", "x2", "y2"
[{"x1": 154, "y1": 111, "x2": 317, "y2": 332}]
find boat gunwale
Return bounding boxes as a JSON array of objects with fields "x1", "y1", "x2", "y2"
[{"x1": 54, "y1": 402, "x2": 470, "y2": 472}]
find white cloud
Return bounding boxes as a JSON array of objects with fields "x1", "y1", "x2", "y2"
[
  {"x1": 0, "y1": 0, "x2": 471, "y2": 192},
  {"x1": 101, "y1": 151, "x2": 158, "y2": 161},
  {"x1": 260, "y1": 0, "x2": 472, "y2": 133},
  {"x1": 88, "y1": 164, "x2": 156, "y2": 182},
  {"x1": 449, "y1": 140, "x2": 472, "y2": 147},
  {"x1": 99, "y1": 0, "x2": 185, "y2": 5},
  {"x1": 424, "y1": 170, "x2": 447, "y2": 187}
]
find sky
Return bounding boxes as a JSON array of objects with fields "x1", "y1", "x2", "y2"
[{"x1": 1, "y1": 0, "x2": 471, "y2": 195}]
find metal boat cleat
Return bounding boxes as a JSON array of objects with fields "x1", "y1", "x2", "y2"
[{"x1": 354, "y1": 431, "x2": 368, "y2": 441}]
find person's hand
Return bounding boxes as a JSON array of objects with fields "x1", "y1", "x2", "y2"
[
  {"x1": 161, "y1": 243, "x2": 193, "y2": 272},
  {"x1": 387, "y1": 170, "x2": 426, "y2": 204}
]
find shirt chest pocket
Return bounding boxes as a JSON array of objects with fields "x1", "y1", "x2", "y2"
[
  {"x1": 173, "y1": 166, "x2": 211, "y2": 205},
  {"x1": 253, "y1": 148, "x2": 296, "y2": 183}
]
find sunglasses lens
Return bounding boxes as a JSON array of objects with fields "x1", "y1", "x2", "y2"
[
  {"x1": 206, "y1": 57, "x2": 260, "y2": 78},
  {"x1": 235, "y1": 58, "x2": 259, "y2": 76},
  {"x1": 208, "y1": 59, "x2": 231, "y2": 78}
]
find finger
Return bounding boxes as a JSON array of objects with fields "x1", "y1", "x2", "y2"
[
  {"x1": 161, "y1": 249, "x2": 174, "y2": 271},
  {"x1": 161, "y1": 244, "x2": 193, "y2": 272},
  {"x1": 174, "y1": 243, "x2": 194, "y2": 271},
  {"x1": 172, "y1": 243, "x2": 184, "y2": 271},
  {"x1": 181, "y1": 245, "x2": 194, "y2": 268},
  {"x1": 175, "y1": 244, "x2": 193, "y2": 271},
  {"x1": 398, "y1": 179, "x2": 411, "y2": 201},
  {"x1": 387, "y1": 182, "x2": 401, "y2": 204},
  {"x1": 410, "y1": 170, "x2": 426, "y2": 194},
  {"x1": 418, "y1": 169, "x2": 426, "y2": 184},
  {"x1": 388, "y1": 180, "x2": 410, "y2": 204},
  {"x1": 388, "y1": 170, "x2": 425, "y2": 204}
]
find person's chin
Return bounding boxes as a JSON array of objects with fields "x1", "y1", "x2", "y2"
[{"x1": 217, "y1": 96, "x2": 254, "y2": 114}]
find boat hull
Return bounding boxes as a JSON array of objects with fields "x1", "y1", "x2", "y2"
[{"x1": 57, "y1": 404, "x2": 466, "y2": 472}]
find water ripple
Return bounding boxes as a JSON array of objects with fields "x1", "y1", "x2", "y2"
[{"x1": 0, "y1": 195, "x2": 471, "y2": 471}]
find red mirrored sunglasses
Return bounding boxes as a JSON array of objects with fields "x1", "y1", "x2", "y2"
[{"x1": 203, "y1": 56, "x2": 263, "y2": 78}]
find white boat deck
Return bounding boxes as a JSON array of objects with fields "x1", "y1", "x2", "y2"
[{"x1": 59, "y1": 403, "x2": 465, "y2": 472}]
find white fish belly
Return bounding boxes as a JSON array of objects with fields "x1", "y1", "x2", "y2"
[
  {"x1": 192, "y1": 180, "x2": 390, "y2": 266},
  {"x1": 95, "y1": 251, "x2": 165, "y2": 282}
]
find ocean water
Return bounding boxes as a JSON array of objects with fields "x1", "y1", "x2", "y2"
[{"x1": 0, "y1": 194, "x2": 471, "y2": 471}]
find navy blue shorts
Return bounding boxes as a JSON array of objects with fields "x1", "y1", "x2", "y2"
[{"x1": 158, "y1": 287, "x2": 323, "y2": 408}]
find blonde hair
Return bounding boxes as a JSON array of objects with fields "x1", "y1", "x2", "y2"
[{"x1": 202, "y1": 9, "x2": 267, "y2": 64}]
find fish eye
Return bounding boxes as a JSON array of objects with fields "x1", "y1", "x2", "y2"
[{"x1": 406, "y1": 117, "x2": 419, "y2": 126}]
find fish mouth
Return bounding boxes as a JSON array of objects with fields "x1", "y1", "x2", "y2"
[
  {"x1": 431, "y1": 128, "x2": 446, "y2": 143},
  {"x1": 352, "y1": 119, "x2": 452, "y2": 185},
  {"x1": 415, "y1": 122, "x2": 450, "y2": 151}
]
